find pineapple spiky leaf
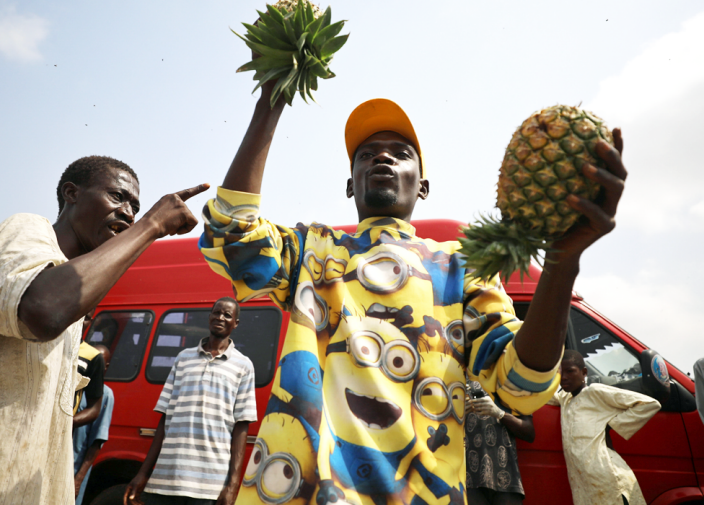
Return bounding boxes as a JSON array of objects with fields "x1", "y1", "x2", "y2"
[
  {"x1": 235, "y1": 0, "x2": 348, "y2": 108},
  {"x1": 459, "y1": 215, "x2": 553, "y2": 284}
]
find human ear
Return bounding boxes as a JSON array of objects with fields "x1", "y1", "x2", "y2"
[
  {"x1": 418, "y1": 179, "x2": 429, "y2": 200},
  {"x1": 346, "y1": 178, "x2": 354, "y2": 198},
  {"x1": 61, "y1": 182, "x2": 79, "y2": 205}
]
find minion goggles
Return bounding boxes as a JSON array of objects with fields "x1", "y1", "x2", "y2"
[{"x1": 242, "y1": 439, "x2": 315, "y2": 504}]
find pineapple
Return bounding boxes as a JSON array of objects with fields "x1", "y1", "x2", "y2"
[
  {"x1": 232, "y1": 0, "x2": 349, "y2": 108},
  {"x1": 460, "y1": 105, "x2": 614, "y2": 281}
]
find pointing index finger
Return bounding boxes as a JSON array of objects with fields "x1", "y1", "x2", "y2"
[{"x1": 175, "y1": 183, "x2": 211, "y2": 202}]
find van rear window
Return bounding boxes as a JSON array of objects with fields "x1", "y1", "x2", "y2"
[
  {"x1": 146, "y1": 306, "x2": 282, "y2": 387},
  {"x1": 86, "y1": 311, "x2": 154, "y2": 382}
]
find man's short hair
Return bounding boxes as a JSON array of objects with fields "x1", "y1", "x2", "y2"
[
  {"x1": 56, "y1": 156, "x2": 139, "y2": 214},
  {"x1": 213, "y1": 296, "x2": 240, "y2": 319},
  {"x1": 562, "y1": 349, "x2": 586, "y2": 370}
]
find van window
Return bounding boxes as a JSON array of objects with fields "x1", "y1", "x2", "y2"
[
  {"x1": 512, "y1": 303, "x2": 641, "y2": 387},
  {"x1": 146, "y1": 306, "x2": 282, "y2": 387},
  {"x1": 86, "y1": 311, "x2": 154, "y2": 382},
  {"x1": 569, "y1": 308, "x2": 641, "y2": 387}
]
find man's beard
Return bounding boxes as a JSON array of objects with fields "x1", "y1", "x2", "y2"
[{"x1": 364, "y1": 188, "x2": 398, "y2": 209}]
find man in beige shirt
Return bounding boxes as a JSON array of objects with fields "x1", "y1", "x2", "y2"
[
  {"x1": 549, "y1": 350, "x2": 660, "y2": 505},
  {"x1": 0, "y1": 155, "x2": 207, "y2": 504}
]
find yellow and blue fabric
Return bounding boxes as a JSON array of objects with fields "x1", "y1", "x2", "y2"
[{"x1": 200, "y1": 188, "x2": 560, "y2": 505}]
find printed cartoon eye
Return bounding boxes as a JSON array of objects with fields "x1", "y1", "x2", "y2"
[
  {"x1": 323, "y1": 256, "x2": 347, "y2": 283},
  {"x1": 261, "y1": 459, "x2": 296, "y2": 498},
  {"x1": 350, "y1": 333, "x2": 382, "y2": 364},
  {"x1": 357, "y1": 252, "x2": 409, "y2": 293},
  {"x1": 419, "y1": 381, "x2": 449, "y2": 415},
  {"x1": 385, "y1": 345, "x2": 416, "y2": 378},
  {"x1": 244, "y1": 443, "x2": 265, "y2": 484},
  {"x1": 444, "y1": 320, "x2": 464, "y2": 346},
  {"x1": 294, "y1": 282, "x2": 329, "y2": 331},
  {"x1": 303, "y1": 251, "x2": 324, "y2": 283},
  {"x1": 450, "y1": 383, "x2": 466, "y2": 421}
]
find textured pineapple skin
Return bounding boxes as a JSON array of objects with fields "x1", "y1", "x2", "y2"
[{"x1": 497, "y1": 105, "x2": 614, "y2": 237}]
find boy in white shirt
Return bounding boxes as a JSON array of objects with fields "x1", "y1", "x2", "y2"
[{"x1": 550, "y1": 350, "x2": 660, "y2": 505}]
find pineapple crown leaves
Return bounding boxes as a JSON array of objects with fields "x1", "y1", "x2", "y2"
[
  {"x1": 232, "y1": 0, "x2": 349, "y2": 108},
  {"x1": 458, "y1": 214, "x2": 555, "y2": 284}
]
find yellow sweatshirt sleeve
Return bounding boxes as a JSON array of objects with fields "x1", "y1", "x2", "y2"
[{"x1": 199, "y1": 187, "x2": 304, "y2": 310}]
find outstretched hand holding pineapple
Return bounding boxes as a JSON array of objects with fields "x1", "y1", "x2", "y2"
[
  {"x1": 548, "y1": 128, "x2": 625, "y2": 260},
  {"x1": 460, "y1": 106, "x2": 626, "y2": 283},
  {"x1": 488, "y1": 108, "x2": 629, "y2": 374}
]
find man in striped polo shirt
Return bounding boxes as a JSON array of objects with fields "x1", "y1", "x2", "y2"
[{"x1": 124, "y1": 297, "x2": 257, "y2": 505}]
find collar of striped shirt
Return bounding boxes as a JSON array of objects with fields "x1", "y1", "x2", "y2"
[{"x1": 197, "y1": 337, "x2": 235, "y2": 359}]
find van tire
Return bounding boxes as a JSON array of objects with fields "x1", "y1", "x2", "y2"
[{"x1": 89, "y1": 484, "x2": 128, "y2": 505}]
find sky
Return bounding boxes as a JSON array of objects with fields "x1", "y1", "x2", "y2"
[{"x1": 1, "y1": 0, "x2": 703, "y2": 375}]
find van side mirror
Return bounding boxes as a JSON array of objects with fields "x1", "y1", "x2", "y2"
[{"x1": 640, "y1": 349, "x2": 671, "y2": 404}]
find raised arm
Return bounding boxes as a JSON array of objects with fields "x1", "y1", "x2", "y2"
[
  {"x1": 515, "y1": 130, "x2": 627, "y2": 372},
  {"x1": 222, "y1": 71, "x2": 286, "y2": 192},
  {"x1": 18, "y1": 185, "x2": 208, "y2": 342}
]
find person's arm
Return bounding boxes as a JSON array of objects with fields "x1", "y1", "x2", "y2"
[
  {"x1": 19, "y1": 185, "x2": 208, "y2": 342},
  {"x1": 74, "y1": 439, "x2": 103, "y2": 498},
  {"x1": 600, "y1": 386, "x2": 661, "y2": 440},
  {"x1": 216, "y1": 421, "x2": 250, "y2": 505},
  {"x1": 469, "y1": 396, "x2": 535, "y2": 442},
  {"x1": 73, "y1": 395, "x2": 102, "y2": 429},
  {"x1": 123, "y1": 414, "x2": 166, "y2": 505},
  {"x1": 222, "y1": 57, "x2": 285, "y2": 192},
  {"x1": 514, "y1": 132, "x2": 626, "y2": 372},
  {"x1": 501, "y1": 414, "x2": 535, "y2": 443}
]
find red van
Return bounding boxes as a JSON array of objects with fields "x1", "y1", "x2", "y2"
[{"x1": 80, "y1": 219, "x2": 704, "y2": 505}]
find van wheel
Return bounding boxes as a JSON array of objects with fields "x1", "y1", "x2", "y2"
[{"x1": 89, "y1": 484, "x2": 128, "y2": 505}]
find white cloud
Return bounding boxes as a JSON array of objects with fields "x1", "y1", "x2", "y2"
[
  {"x1": 0, "y1": 7, "x2": 49, "y2": 62},
  {"x1": 589, "y1": 11, "x2": 704, "y2": 125},
  {"x1": 575, "y1": 271, "x2": 704, "y2": 376},
  {"x1": 586, "y1": 11, "x2": 704, "y2": 234}
]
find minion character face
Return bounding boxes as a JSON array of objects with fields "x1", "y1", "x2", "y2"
[
  {"x1": 343, "y1": 250, "x2": 435, "y2": 318},
  {"x1": 323, "y1": 316, "x2": 420, "y2": 453},
  {"x1": 411, "y1": 351, "x2": 466, "y2": 469},
  {"x1": 240, "y1": 413, "x2": 317, "y2": 505}
]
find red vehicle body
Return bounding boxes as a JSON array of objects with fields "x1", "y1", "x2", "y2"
[{"x1": 81, "y1": 219, "x2": 704, "y2": 505}]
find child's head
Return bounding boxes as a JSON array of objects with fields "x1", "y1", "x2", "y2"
[{"x1": 560, "y1": 350, "x2": 588, "y2": 395}]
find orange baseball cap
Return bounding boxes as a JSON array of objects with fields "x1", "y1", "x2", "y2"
[{"x1": 344, "y1": 98, "x2": 425, "y2": 178}]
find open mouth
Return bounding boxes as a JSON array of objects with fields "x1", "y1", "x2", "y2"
[
  {"x1": 345, "y1": 388, "x2": 402, "y2": 430},
  {"x1": 107, "y1": 222, "x2": 129, "y2": 235},
  {"x1": 368, "y1": 166, "x2": 395, "y2": 180}
]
